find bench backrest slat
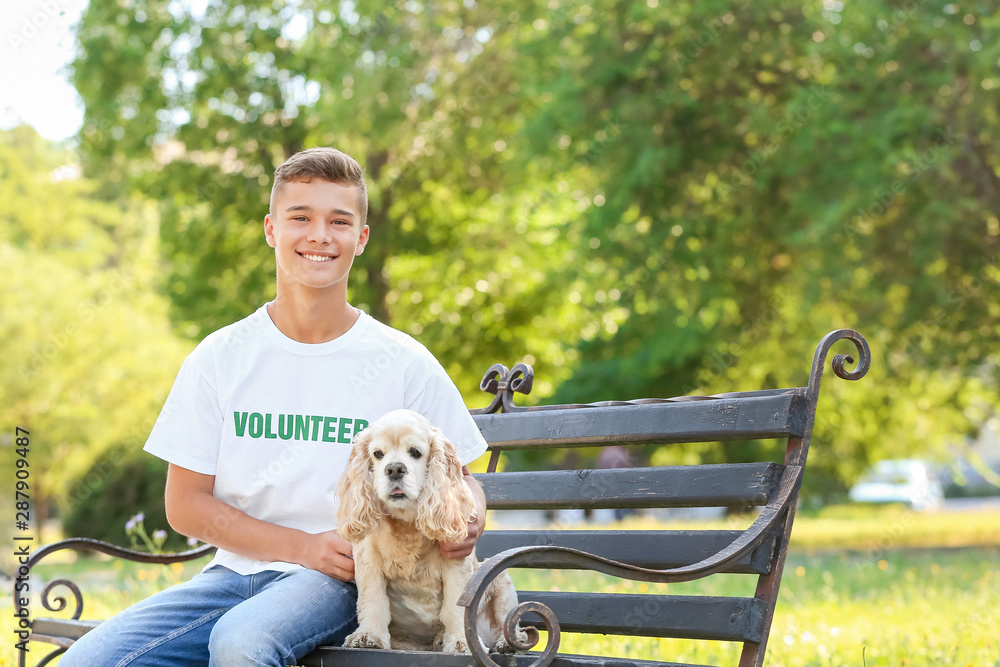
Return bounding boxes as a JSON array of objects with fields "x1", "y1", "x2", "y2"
[
  {"x1": 472, "y1": 390, "x2": 807, "y2": 449},
  {"x1": 476, "y1": 462, "x2": 784, "y2": 509},
  {"x1": 516, "y1": 591, "x2": 768, "y2": 643},
  {"x1": 476, "y1": 530, "x2": 777, "y2": 575}
]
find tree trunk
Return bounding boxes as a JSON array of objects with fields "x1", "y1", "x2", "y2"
[{"x1": 364, "y1": 150, "x2": 392, "y2": 325}]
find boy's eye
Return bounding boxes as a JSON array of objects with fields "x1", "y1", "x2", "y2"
[
  {"x1": 373, "y1": 450, "x2": 384, "y2": 460},
  {"x1": 408, "y1": 448, "x2": 422, "y2": 459}
]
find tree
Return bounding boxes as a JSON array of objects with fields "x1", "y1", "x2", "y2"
[
  {"x1": 68, "y1": 0, "x2": 999, "y2": 498},
  {"x1": 461, "y1": 0, "x2": 999, "y2": 492},
  {"x1": 70, "y1": 0, "x2": 608, "y2": 400},
  {"x1": 0, "y1": 126, "x2": 191, "y2": 540}
]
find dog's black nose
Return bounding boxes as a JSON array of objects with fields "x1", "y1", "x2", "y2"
[{"x1": 385, "y1": 462, "x2": 407, "y2": 481}]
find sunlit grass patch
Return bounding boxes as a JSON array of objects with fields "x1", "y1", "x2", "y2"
[
  {"x1": 508, "y1": 547, "x2": 1000, "y2": 666},
  {"x1": 3, "y1": 508, "x2": 998, "y2": 666}
]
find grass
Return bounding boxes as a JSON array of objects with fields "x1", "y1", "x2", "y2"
[
  {"x1": 510, "y1": 547, "x2": 999, "y2": 666},
  {"x1": 2, "y1": 505, "x2": 998, "y2": 666}
]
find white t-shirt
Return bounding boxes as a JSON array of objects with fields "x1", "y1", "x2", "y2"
[{"x1": 144, "y1": 303, "x2": 489, "y2": 575}]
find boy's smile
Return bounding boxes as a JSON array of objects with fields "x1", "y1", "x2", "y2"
[{"x1": 264, "y1": 179, "x2": 370, "y2": 293}]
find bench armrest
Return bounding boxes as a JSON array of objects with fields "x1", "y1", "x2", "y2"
[
  {"x1": 457, "y1": 465, "x2": 802, "y2": 667},
  {"x1": 15, "y1": 539, "x2": 215, "y2": 667},
  {"x1": 16, "y1": 537, "x2": 215, "y2": 621}
]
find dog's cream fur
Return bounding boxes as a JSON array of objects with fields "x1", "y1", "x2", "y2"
[{"x1": 336, "y1": 409, "x2": 525, "y2": 653}]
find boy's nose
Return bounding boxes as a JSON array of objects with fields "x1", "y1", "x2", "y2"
[
  {"x1": 385, "y1": 462, "x2": 407, "y2": 481},
  {"x1": 307, "y1": 221, "x2": 333, "y2": 243}
]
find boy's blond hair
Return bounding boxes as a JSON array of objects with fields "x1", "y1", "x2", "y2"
[{"x1": 270, "y1": 147, "x2": 368, "y2": 224}]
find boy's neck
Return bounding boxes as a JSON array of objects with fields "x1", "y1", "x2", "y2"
[{"x1": 267, "y1": 292, "x2": 360, "y2": 344}]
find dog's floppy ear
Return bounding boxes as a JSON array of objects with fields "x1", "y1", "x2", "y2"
[
  {"x1": 336, "y1": 425, "x2": 382, "y2": 543},
  {"x1": 416, "y1": 426, "x2": 476, "y2": 543}
]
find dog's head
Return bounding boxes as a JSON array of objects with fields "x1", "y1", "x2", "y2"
[{"x1": 336, "y1": 409, "x2": 476, "y2": 544}]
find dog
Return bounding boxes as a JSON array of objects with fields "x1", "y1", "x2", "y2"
[{"x1": 336, "y1": 409, "x2": 526, "y2": 653}]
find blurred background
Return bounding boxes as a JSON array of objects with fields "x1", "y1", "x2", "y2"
[{"x1": 1, "y1": 0, "x2": 998, "y2": 549}]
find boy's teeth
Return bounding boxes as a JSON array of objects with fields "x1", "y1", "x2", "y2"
[{"x1": 303, "y1": 254, "x2": 333, "y2": 262}]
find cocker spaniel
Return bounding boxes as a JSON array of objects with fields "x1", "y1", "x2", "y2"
[{"x1": 336, "y1": 408, "x2": 526, "y2": 653}]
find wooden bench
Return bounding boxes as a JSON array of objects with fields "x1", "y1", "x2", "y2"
[{"x1": 17, "y1": 329, "x2": 870, "y2": 667}]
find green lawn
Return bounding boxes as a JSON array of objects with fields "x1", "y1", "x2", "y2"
[
  {"x1": 4, "y1": 506, "x2": 999, "y2": 667},
  {"x1": 509, "y1": 547, "x2": 999, "y2": 666}
]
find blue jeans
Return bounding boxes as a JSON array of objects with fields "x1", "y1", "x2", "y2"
[{"x1": 59, "y1": 565, "x2": 357, "y2": 667}]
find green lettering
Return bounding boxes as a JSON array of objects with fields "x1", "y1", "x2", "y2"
[
  {"x1": 277, "y1": 414, "x2": 293, "y2": 440},
  {"x1": 310, "y1": 415, "x2": 323, "y2": 441},
  {"x1": 264, "y1": 413, "x2": 278, "y2": 439},
  {"x1": 295, "y1": 415, "x2": 309, "y2": 440},
  {"x1": 323, "y1": 417, "x2": 337, "y2": 443},
  {"x1": 249, "y1": 413, "x2": 264, "y2": 438},
  {"x1": 354, "y1": 418, "x2": 369, "y2": 436},
  {"x1": 234, "y1": 412, "x2": 249, "y2": 437},
  {"x1": 337, "y1": 417, "x2": 353, "y2": 444}
]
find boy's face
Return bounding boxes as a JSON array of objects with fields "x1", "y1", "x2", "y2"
[{"x1": 264, "y1": 178, "x2": 370, "y2": 293}]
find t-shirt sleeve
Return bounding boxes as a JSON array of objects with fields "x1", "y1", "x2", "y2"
[
  {"x1": 407, "y1": 362, "x2": 489, "y2": 467},
  {"x1": 143, "y1": 352, "x2": 222, "y2": 476}
]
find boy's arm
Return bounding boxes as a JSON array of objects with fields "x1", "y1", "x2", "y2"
[
  {"x1": 439, "y1": 466, "x2": 487, "y2": 560},
  {"x1": 164, "y1": 463, "x2": 356, "y2": 581}
]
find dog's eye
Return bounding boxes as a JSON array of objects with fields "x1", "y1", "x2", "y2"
[
  {"x1": 408, "y1": 447, "x2": 422, "y2": 459},
  {"x1": 373, "y1": 450, "x2": 384, "y2": 460}
]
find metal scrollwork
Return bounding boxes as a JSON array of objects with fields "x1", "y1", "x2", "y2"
[
  {"x1": 462, "y1": 589, "x2": 561, "y2": 667},
  {"x1": 15, "y1": 537, "x2": 216, "y2": 667},
  {"x1": 505, "y1": 600, "x2": 560, "y2": 659},
  {"x1": 473, "y1": 363, "x2": 535, "y2": 415},
  {"x1": 34, "y1": 648, "x2": 67, "y2": 667},
  {"x1": 40, "y1": 579, "x2": 84, "y2": 619},
  {"x1": 807, "y1": 329, "x2": 871, "y2": 400}
]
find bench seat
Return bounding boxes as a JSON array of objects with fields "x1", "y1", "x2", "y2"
[{"x1": 300, "y1": 647, "x2": 716, "y2": 667}]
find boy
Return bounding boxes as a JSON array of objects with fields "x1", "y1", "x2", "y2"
[{"x1": 61, "y1": 147, "x2": 489, "y2": 666}]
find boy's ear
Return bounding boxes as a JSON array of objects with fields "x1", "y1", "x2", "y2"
[
  {"x1": 264, "y1": 215, "x2": 276, "y2": 248},
  {"x1": 355, "y1": 224, "x2": 370, "y2": 256}
]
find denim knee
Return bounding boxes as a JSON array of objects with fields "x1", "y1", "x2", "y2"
[{"x1": 208, "y1": 621, "x2": 286, "y2": 667}]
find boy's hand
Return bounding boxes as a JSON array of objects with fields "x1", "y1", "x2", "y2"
[
  {"x1": 304, "y1": 530, "x2": 356, "y2": 581},
  {"x1": 439, "y1": 465, "x2": 488, "y2": 560},
  {"x1": 439, "y1": 513, "x2": 485, "y2": 560}
]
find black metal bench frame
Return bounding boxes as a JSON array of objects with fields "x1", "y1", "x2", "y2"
[{"x1": 16, "y1": 329, "x2": 870, "y2": 667}]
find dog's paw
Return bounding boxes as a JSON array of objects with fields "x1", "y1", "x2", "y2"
[
  {"x1": 440, "y1": 635, "x2": 469, "y2": 653},
  {"x1": 343, "y1": 629, "x2": 390, "y2": 650},
  {"x1": 493, "y1": 626, "x2": 529, "y2": 654},
  {"x1": 493, "y1": 636, "x2": 515, "y2": 654}
]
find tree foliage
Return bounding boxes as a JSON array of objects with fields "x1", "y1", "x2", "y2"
[
  {"x1": 62, "y1": 0, "x2": 1000, "y2": 500},
  {"x1": 0, "y1": 126, "x2": 191, "y2": 535},
  {"x1": 70, "y1": 0, "x2": 604, "y2": 400},
  {"x1": 463, "y1": 0, "x2": 1000, "y2": 490}
]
